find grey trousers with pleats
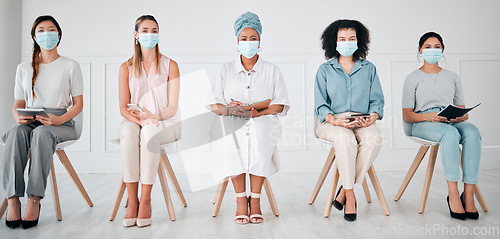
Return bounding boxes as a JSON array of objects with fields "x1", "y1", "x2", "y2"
[{"x1": 2, "y1": 108, "x2": 76, "y2": 199}]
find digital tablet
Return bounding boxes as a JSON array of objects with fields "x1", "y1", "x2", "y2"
[{"x1": 17, "y1": 108, "x2": 49, "y2": 117}]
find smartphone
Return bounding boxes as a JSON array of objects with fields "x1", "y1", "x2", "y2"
[
  {"x1": 127, "y1": 103, "x2": 143, "y2": 112},
  {"x1": 346, "y1": 113, "x2": 370, "y2": 122}
]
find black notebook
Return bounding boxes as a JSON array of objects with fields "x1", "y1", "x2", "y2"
[{"x1": 437, "y1": 103, "x2": 481, "y2": 120}]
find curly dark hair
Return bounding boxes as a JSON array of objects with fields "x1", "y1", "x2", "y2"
[{"x1": 321, "y1": 19, "x2": 370, "y2": 61}]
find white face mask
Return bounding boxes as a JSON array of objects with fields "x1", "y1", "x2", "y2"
[
  {"x1": 238, "y1": 41, "x2": 259, "y2": 59},
  {"x1": 420, "y1": 48, "x2": 443, "y2": 64},
  {"x1": 138, "y1": 33, "x2": 159, "y2": 50},
  {"x1": 336, "y1": 41, "x2": 358, "y2": 57},
  {"x1": 35, "y1": 32, "x2": 59, "y2": 50}
]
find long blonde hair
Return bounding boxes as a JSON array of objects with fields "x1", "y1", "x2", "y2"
[
  {"x1": 31, "y1": 15, "x2": 62, "y2": 98},
  {"x1": 127, "y1": 15, "x2": 161, "y2": 76}
]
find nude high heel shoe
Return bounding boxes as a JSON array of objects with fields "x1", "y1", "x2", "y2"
[
  {"x1": 234, "y1": 192, "x2": 249, "y2": 225},
  {"x1": 136, "y1": 205, "x2": 152, "y2": 228},
  {"x1": 249, "y1": 193, "x2": 263, "y2": 224}
]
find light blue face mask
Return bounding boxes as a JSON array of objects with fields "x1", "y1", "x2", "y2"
[
  {"x1": 421, "y1": 48, "x2": 443, "y2": 64},
  {"x1": 238, "y1": 41, "x2": 259, "y2": 59},
  {"x1": 35, "y1": 32, "x2": 59, "y2": 50},
  {"x1": 138, "y1": 33, "x2": 159, "y2": 50},
  {"x1": 336, "y1": 41, "x2": 358, "y2": 57}
]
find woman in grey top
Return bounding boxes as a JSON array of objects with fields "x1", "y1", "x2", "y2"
[{"x1": 402, "y1": 32, "x2": 481, "y2": 220}]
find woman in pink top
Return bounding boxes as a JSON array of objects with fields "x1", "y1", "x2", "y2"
[{"x1": 118, "y1": 15, "x2": 181, "y2": 228}]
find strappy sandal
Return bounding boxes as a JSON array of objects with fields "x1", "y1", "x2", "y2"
[
  {"x1": 234, "y1": 192, "x2": 249, "y2": 224},
  {"x1": 249, "y1": 193, "x2": 264, "y2": 224}
]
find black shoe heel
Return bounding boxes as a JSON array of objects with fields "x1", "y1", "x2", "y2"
[
  {"x1": 343, "y1": 199, "x2": 357, "y2": 222},
  {"x1": 460, "y1": 192, "x2": 479, "y2": 220},
  {"x1": 21, "y1": 204, "x2": 41, "y2": 229},
  {"x1": 5, "y1": 208, "x2": 22, "y2": 229},
  {"x1": 447, "y1": 196, "x2": 466, "y2": 220},
  {"x1": 332, "y1": 185, "x2": 344, "y2": 211}
]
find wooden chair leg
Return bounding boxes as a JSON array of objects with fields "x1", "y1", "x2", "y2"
[
  {"x1": 0, "y1": 197, "x2": 7, "y2": 219},
  {"x1": 213, "y1": 180, "x2": 224, "y2": 204},
  {"x1": 474, "y1": 185, "x2": 489, "y2": 212},
  {"x1": 158, "y1": 160, "x2": 175, "y2": 221},
  {"x1": 309, "y1": 147, "x2": 335, "y2": 205},
  {"x1": 50, "y1": 162, "x2": 62, "y2": 221},
  {"x1": 362, "y1": 178, "x2": 372, "y2": 203},
  {"x1": 419, "y1": 145, "x2": 439, "y2": 214},
  {"x1": 394, "y1": 146, "x2": 430, "y2": 201},
  {"x1": 324, "y1": 163, "x2": 339, "y2": 218},
  {"x1": 263, "y1": 179, "x2": 279, "y2": 216},
  {"x1": 55, "y1": 150, "x2": 93, "y2": 207},
  {"x1": 212, "y1": 179, "x2": 228, "y2": 217},
  {"x1": 109, "y1": 177, "x2": 126, "y2": 221},
  {"x1": 367, "y1": 166, "x2": 391, "y2": 216},
  {"x1": 161, "y1": 150, "x2": 187, "y2": 207}
]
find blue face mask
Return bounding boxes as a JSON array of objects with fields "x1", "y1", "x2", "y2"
[
  {"x1": 421, "y1": 48, "x2": 443, "y2": 64},
  {"x1": 238, "y1": 41, "x2": 259, "y2": 59},
  {"x1": 138, "y1": 33, "x2": 159, "y2": 50},
  {"x1": 336, "y1": 41, "x2": 358, "y2": 57},
  {"x1": 35, "y1": 32, "x2": 59, "y2": 50}
]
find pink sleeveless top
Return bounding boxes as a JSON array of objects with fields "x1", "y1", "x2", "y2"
[{"x1": 128, "y1": 55, "x2": 179, "y2": 122}]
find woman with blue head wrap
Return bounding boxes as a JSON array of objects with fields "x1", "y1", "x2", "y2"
[{"x1": 208, "y1": 11, "x2": 290, "y2": 225}]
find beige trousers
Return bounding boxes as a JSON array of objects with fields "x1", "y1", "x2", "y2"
[
  {"x1": 119, "y1": 120, "x2": 180, "y2": 185},
  {"x1": 315, "y1": 118, "x2": 383, "y2": 189}
]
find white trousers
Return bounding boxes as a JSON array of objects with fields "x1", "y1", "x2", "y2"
[
  {"x1": 315, "y1": 120, "x2": 383, "y2": 189},
  {"x1": 119, "y1": 120, "x2": 180, "y2": 185}
]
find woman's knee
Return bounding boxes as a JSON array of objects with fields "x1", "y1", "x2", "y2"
[
  {"x1": 440, "y1": 126, "x2": 460, "y2": 142},
  {"x1": 119, "y1": 123, "x2": 140, "y2": 140},
  {"x1": 458, "y1": 123, "x2": 481, "y2": 141},
  {"x1": 31, "y1": 126, "x2": 54, "y2": 141}
]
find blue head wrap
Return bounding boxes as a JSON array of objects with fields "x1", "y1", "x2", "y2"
[{"x1": 234, "y1": 11, "x2": 262, "y2": 39}]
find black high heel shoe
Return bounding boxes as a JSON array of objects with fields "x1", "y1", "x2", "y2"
[
  {"x1": 343, "y1": 198, "x2": 357, "y2": 222},
  {"x1": 5, "y1": 208, "x2": 22, "y2": 229},
  {"x1": 447, "y1": 196, "x2": 466, "y2": 220},
  {"x1": 460, "y1": 192, "x2": 479, "y2": 220},
  {"x1": 333, "y1": 185, "x2": 344, "y2": 211},
  {"x1": 21, "y1": 203, "x2": 41, "y2": 229}
]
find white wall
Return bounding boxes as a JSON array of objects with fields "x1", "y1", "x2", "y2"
[
  {"x1": 0, "y1": 0, "x2": 22, "y2": 154},
  {"x1": 4, "y1": 0, "x2": 499, "y2": 177}
]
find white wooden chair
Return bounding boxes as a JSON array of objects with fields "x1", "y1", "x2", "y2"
[
  {"x1": 211, "y1": 176, "x2": 279, "y2": 217},
  {"x1": 394, "y1": 120, "x2": 488, "y2": 213},
  {"x1": 107, "y1": 139, "x2": 187, "y2": 221},
  {"x1": 309, "y1": 138, "x2": 390, "y2": 217},
  {"x1": 0, "y1": 113, "x2": 93, "y2": 221}
]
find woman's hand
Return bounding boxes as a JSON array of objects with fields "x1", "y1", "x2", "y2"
[
  {"x1": 229, "y1": 100, "x2": 244, "y2": 107},
  {"x1": 450, "y1": 113, "x2": 468, "y2": 123},
  {"x1": 15, "y1": 114, "x2": 35, "y2": 125},
  {"x1": 139, "y1": 118, "x2": 160, "y2": 127},
  {"x1": 425, "y1": 112, "x2": 448, "y2": 122},
  {"x1": 129, "y1": 108, "x2": 159, "y2": 121},
  {"x1": 357, "y1": 113, "x2": 379, "y2": 128},
  {"x1": 332, "y1": 118, "x2": 358, "y2": 129},
  {"x1": 250, "y1": 108, "x2": 261, "y2": 118},
  {"x1": 36, "y1": 114, "x2": 64, "y2": 126}
]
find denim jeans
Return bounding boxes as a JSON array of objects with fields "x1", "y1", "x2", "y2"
[{"x1": 412, "y1": 107, "x2": 481, "y2": 184}]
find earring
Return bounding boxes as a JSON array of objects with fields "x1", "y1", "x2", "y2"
[{"x1": 135, "y1": 39, "x2": 138, "y2": 45}]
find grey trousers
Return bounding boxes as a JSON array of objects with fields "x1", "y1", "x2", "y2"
[{"x1": 2, "y1": 108, "x2": 76, "y2": 199}]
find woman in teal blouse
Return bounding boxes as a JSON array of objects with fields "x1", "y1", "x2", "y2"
[{"x1": 314, "y1": 19, "x2": 384, "y2": 222}]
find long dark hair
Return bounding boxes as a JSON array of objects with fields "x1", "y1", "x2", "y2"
[{"x1": 31, "y1": 15, "x2": 62, "y2": 98}]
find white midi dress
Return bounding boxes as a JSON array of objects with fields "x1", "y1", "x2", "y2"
[{"x1": 207, "y1": 56, "x2": 290, "y2": 183}]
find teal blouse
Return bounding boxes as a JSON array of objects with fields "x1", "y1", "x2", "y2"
[{"x1": 314, "y1": 58, "x2": 384, "y2": 122}]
